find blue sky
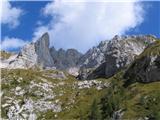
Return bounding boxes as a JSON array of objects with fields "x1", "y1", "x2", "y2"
[
  {"x1": 126, "y1": 1, "x2": 160, "y2": 37},
  {"x1": 1, "y1": 0, "x2": 160, "y2": 53},
  {"x1": 2, "y1": 1, "x2": 51, "y2": 40}
]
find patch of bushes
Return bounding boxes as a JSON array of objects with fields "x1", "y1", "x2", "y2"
[{"x1": 137, "y1": 91, "x2": 160, "y2": 119}]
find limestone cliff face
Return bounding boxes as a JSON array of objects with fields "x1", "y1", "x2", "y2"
[
  {"x1": 8, "y1": 33, "x2": 54, "y2": 69},
  {"x1": 8, "y1": 43, "x2": 38, "y2": 68},
  {"x1": 124, "y1": 41, "x2": 160, "y2": 83},
  {"x1": 105, "y1": 35, "x2": 156, "y2": 78}
]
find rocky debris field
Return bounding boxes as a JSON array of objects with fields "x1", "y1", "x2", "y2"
[
  {"x1": 1, "y1": 68, "x2": 160, "y2": 120},
  {"x1": 1, "y1": 69, "x2": 110, "y2": 120}
]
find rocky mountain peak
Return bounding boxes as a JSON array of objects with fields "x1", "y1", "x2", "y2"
[
  {"x1": 112, "y1": 35, "x2": 121, "y2": 40},
  {"x1": 36, "y1": 32, "x2": 50, "y2": 48},
  {"x1": 6, "y1": 32, "x2": 54, "y2": 69},
  {"x1": 34, "y1": 32, "x2": 54, "y2": 68},
  {"x1": 50, "y1": 47, "x2": 82, "y2": 71}
]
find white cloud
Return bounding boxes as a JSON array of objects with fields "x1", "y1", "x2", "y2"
[
  {"x1": 0, "y1": 37, "x2": 28, "y2": 50},
  {"x1": 33, "y1": 0, "x2": 144, "y2": 53},
  {"x1": 0, "y1": 0, "x2": 23, "y2": 28}
]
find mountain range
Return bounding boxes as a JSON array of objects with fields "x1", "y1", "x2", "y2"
[
  {"x1": 1, "y1": 32, "x2": 158, "y2": 82},
  {"x1": 1, "y1": 33, "x2": 160, "y2": 120}
]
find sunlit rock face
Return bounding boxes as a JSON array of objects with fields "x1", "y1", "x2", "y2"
[{"x1": 8, "y1": 43, "x2": 38, "y2": 69}]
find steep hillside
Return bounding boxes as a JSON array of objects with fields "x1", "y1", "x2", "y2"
[{"x1": 98, "y1": 72, "x2": 160, "y2": 119}]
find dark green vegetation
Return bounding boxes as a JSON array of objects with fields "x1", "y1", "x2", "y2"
[
  {"x1": 70, "y1": 71, "x2": 160, "y2": 119},
  {"x1": 140, "y1": 40, "x2": 160, "y2": 57},
  {"x1": 89, "y1": 72, "x2": 160, "y2": 119}
]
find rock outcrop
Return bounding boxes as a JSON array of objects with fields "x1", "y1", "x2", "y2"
[
  {"x1": 7, "y1": 33, "x2": 54, "y2": 69},
  {"x1": 124, "y1": 40, "x2": 160, "y2": 83},
  {"x1": 77, "y1": 80, "x2": 110, "y2": 90}
]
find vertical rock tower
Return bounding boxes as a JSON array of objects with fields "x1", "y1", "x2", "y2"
[
  {"x1": 35, "y1": 32, "x2": 54, "y2": 68},
  {"x1": 8, "y1": 32, "x2": 54, "y2": 69}
]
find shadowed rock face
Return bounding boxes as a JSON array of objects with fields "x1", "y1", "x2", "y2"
[
  {"x1": 124, "y1": 56, "x2": 160, "y2": 83},
  {"x1": 78, "y1": 63, "x2": 106, "y2": 80},
  {"x1": 50, "y1": 47, "x2": 82, "y2": 70},
  {"x1": 124, "y1": 41, "x2": 160, "y2": 83},
  {"x1": 35, "y1": 33, "x2": 54, "y2": 68}
]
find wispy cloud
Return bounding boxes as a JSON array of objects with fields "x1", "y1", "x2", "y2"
[
  {"x1": 0, "y1": 37, "x2": 28, "y2": 51},
  {"x1": 0, "y1": 0, "x2": 24, "y2": 28},
  {"x1": 33, "y1": 0, "x2": 144, "y2": 53}
]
